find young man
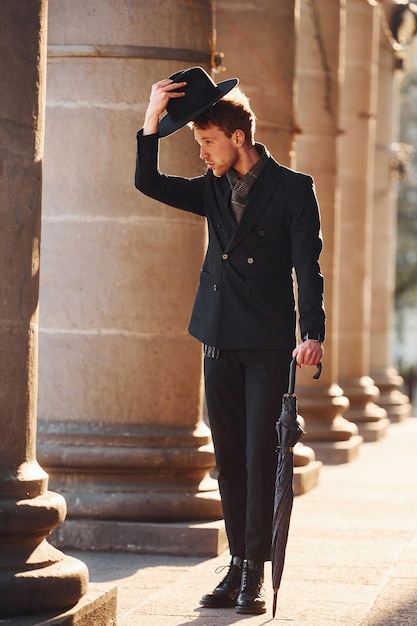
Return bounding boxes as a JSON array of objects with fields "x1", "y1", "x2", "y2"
[{"x1": 135, "y1": 67, "x2": 325, "y2": 615}]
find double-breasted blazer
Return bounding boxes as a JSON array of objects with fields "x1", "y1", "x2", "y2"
[{"x1": 135, "y1": 132, "x2": 325, "y2": 351}]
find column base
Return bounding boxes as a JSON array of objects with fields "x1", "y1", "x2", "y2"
[
  {"x1": 293, "y1": 434, "x2": 322, "y2": 495},
  {"x1": 296, "y1": 384, "x2": 357, "y2": 440},
  {"x1": 356, "y1": 415, "x2": 390, "y2": 442},
  {"x1": 295, "y1": 383, "x2": 363, "y2": 464},
  {"x1": 382, "y1": 399, "x2": 412, "y2": 423},
  {"x1": 57, "y1": 484, "x2": 223, "y2": 523},
  {"x1": 0, "y1": 546, "x2": 88, "y2": 617},
  {"x1": 0, "y1": 491, "x2": 89, "y2": 617},
  {"x1": 37, "y1": 421, "x2": 223, "y2": 523},
  {"x1": 341, "y1": 376, "x2": 390, "y2": 441},
  {"x1": 371, "y1": 367, "x2": 413, "y2": 423},
  {"x1": 50, "y1": 519, "x2": 228, "y2": 558},
  {"x1": 310, "y1": 435, "x2": 363, "y2": 464},
  {"x1": 4, "y1": 584, "x2": 117, "y2": 626},
  {"x1": 294, "y1": 460, "x2": 322, "y2": 495}
]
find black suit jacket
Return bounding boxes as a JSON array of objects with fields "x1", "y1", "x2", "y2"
[{"x1": 135, "y1": 132, "x2": 325, "y2": 350}]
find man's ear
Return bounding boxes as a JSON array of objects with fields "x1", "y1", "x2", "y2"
[{"x1": 234, "y1": 129, "x2": 246, "y2": 147}]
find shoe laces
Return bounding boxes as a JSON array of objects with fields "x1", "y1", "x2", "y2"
[
  {"x1": 215, "y1": 561, "x2": 242, "y2": 587},
  {"x1": 241, "y1": 563, "x2": 263, "y2": 594}
]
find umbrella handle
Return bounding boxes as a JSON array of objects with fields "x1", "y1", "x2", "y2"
[{"x1": 288, "y1": 357, "x2": 322, "y2": 394}]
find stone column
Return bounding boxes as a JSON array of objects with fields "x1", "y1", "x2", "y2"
[
  {"x1": 337, "y1": 0, "x2": 390, "y2": 442},
  {"x1": 217, "y1": 0, "x2": 301, "y2": 163},
  {"x1": 370, "y1": 16, "x2": 412, "y2": 422},
  {"x1": 0, "y1": 0, "x2": 90, "y2": 616},
  {"x1": 293, "y1": 0, "x2": 362, "y2": 464},
  {"x1": 37, "y1": 0, "x2": 225, "y2": 556},
  {"x1": 216, "y1": 0, "x2": 322, "y2": 490}
]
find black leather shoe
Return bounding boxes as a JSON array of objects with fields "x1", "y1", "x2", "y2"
[
  {"x1": 235, "y1": 559, "x2": 266, "y2": 615},
  {"x1": 200, "y1": 556, "x2": 243, "y2": 608}
]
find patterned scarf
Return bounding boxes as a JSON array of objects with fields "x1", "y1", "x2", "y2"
[{"x1": 226, "y1": 144, "x2": 269, "y2": 223}]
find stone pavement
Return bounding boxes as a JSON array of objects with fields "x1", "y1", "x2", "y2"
[{"x1": 8, "y1": 417, "x2": 417, "y2": 625}]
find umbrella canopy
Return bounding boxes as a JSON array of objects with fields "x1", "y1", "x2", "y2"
[{"x1": 271, "y1": 357, "x2": 322, "y2": 618}]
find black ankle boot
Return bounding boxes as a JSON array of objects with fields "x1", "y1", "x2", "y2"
[
  {"x1": 200, "y1": 556, "x2": 243, "y2": 608},
  {"x1": 235, "y1": 559, "x2": 266, "y2": 615}
]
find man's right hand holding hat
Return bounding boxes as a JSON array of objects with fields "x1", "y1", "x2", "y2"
[{"x1": 143, "y1": 78, "x2": 186, "y2": 135}]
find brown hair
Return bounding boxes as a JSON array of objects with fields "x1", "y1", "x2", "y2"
[{"x1": 190, "y1": 87, "x2": 256, "y2": 144}]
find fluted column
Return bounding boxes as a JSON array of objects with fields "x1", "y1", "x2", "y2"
[
  {"x1": 0, "y1": 0, "x2": 89, "y2": 616},
  {"x1": 293, "y1": 0, "x2": 362, "y2": 464},
  {"x1": 37, "y1": 0, "x2": 224, "y2": 556},
  {"x1": 370, "y1": 10, "x2": 412, "y2": 422},
  {"x1": 337, "y1": 0, "x2": 390, "y2": 442},
  {"x1": 216, "y1": 0, "x2": 322, "y2": 490}
]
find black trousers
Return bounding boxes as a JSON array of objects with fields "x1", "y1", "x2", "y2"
[{"x1": 204, "y1": 349, "x2": 292, "y2": 562}]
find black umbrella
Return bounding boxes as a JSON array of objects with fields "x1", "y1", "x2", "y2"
[{"x1": 271, "y1": 356, "x2": 322, "y2": 618}]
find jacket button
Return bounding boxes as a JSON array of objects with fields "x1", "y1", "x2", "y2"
[
  {"x1": 258, "y1": 230, "x2": 265, "y2": 236},
  {"x1": 213, "y1": 284, "x2": 218, "y2": 291},
  {"x1": 244, "y1": 288, "x2": 252, "y2": 296},
  {"x1": 222, "y1": 253, "x2": 228, "y2": 260},
  {"x1": 247, "y1": 257, "x2": 254, "y2": 264}
]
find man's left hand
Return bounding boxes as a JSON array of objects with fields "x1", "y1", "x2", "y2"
[{"x1": 293, "y1": 340, "x2": 324, "y2": 367}]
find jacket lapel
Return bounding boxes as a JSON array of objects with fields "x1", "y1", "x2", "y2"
[{"x1": 206, "y1": 174, "x2": 235, "y2": 247}]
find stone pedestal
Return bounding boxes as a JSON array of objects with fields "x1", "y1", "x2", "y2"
[
  {"x1": 3, "y1": 586, "x2": 117, "y2": 626},
  {"x1": 340, "y1": 377, "x2": 390, "y2": 442},
  {"x1": 38, "y1": 421, "x2": 221, "y2": 523},
  {"x1": 295, "y1": 376, "x2": 362, "y2": 464},
  {"x1": 51, "y1": 520, "x2": 228, "y2": 558},
  {"x1": 371, "y1": 368, "x2": 411, "y2": 423},
  {"x1": 293, "y1": 416, "x2": 322, "y2": 494}
]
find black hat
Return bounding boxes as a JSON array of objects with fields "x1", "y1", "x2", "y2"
[{"x1": 158, "y1": 66, "x2": 238, "y2": 138}]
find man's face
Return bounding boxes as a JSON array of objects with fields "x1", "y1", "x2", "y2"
[{"x1": 193, "y1": 123, "x2": 239, "y2": 177}]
